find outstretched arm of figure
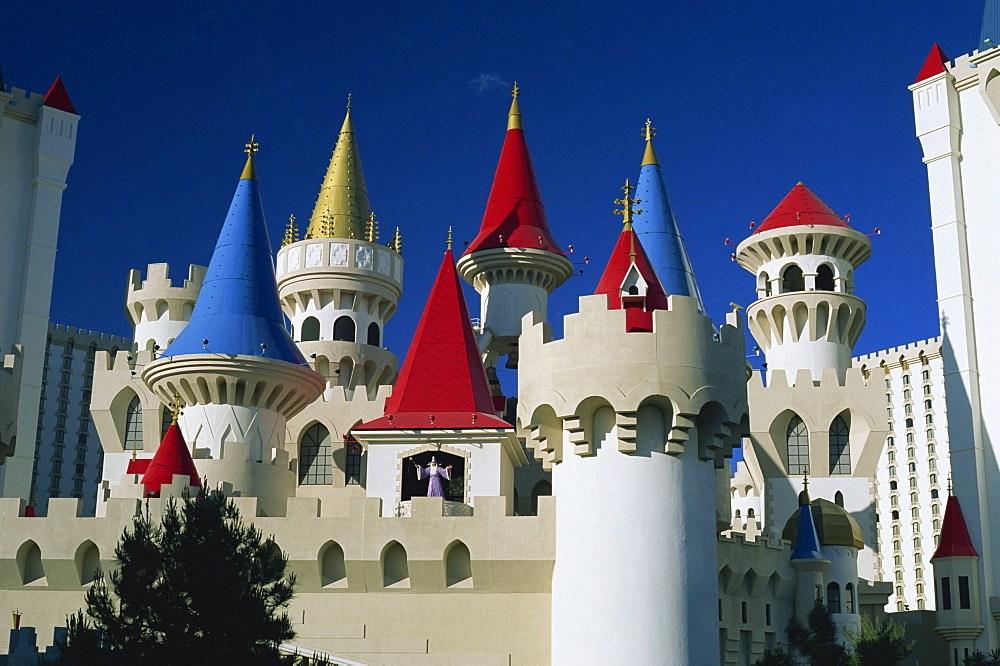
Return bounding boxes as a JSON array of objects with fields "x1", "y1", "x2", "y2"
[{"x1": 440, "y1": 466, "x2": 451, "y2": 481}]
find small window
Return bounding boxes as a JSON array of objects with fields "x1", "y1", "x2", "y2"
[
  {"x1": 765, "y1": 603, "x2": 772, "y2": 625},
  {"x1": 829, "y1": 415, "x2": 850, "y2": 474},
  {"x1": 787, "y1": 416, "x2": 809, "y2": 475},
  {"x1": 903, "y1": 375, "x2": 911, "y2": 385},
  {"x1": 931, "y1": 489, "x2": 939, "y2": 499},
  {"x1": 782, "y1": 264, "x2": 805, "y2": 292},
  {"x1": 333, "y1": 316, "x2": 356, "y2": 342},
  {"x1": 299, "y1": 424, "x2": 332, "y2": 485},
  {"x1": 845, "y1": 583, "x2": 855, "y2": 614},
  {"x1": 124, "y1": 396, "x2": 143, "y2": 451},
  {"x1": 301, "y1": 316, "x2": 321, "y2": 342},
  {"x1": 941, "y1": 577, "x2": 952, "y2": 610},
  {"x1": 345, "y1": 438, "x2": 362, "y2": 486},
  {"x1": 959, "y1": 576, "x2": 971, "y2": 609},
  {"x1": 922, "y1": 370, "x2": 931, "y2": 381},
  {"x1": 834, "y1": 491, "x2": 844, "y2": 507},
  {"x1": 890, "y1": 480, "x2": 898, "y2": 490},
  {"x1": 891, "y1": 510, "x2": 899, "y2": 520},
  {"x1": 366, "y1": 322, "x2": 380, "y2": 346},
  {"x1": 816, "y1": 264, "x2": 835, "y2": 291},
  {"x1": 924, "y1": 385, "x2": 932, "y2": 395},
  {"x1": 741, "y1": 601, "x2": 748, "y2": 623}
]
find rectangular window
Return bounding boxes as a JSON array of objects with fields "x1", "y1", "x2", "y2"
[
  {"x1": 959, "y1": 576, "x2": 971, "y2": 609},
  {"x1": 941, "y1": 576, "x2": 952, "y2": 610},
  {"x1": 345, "y1": 439, "x2": 362, "y2": 485},
  {"x1": 741, "y1": 601, "x2": 747, "y2": 623},
  {"x1": 765, "y1": 603, "x2": 772, "y2": 626}
]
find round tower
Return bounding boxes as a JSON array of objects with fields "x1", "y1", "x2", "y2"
[
  {"x1": 275, "y1": 104, "x2": 401, "y2": 395},
  {"x1": 736, "y1": 183, "x2": 871, "y2": 381},
  {"x1": 143, "y1": 144, "x2": 324, "y2": 517},
  {"x1": 517, "y1": 183, "x2": 748, "y2": 664},
  {"x1": 125, "y1": 263, "x2": 205, "y2": 352},
  {"x1": 456, "y1": 86, "x2": 573, "y2": 369}
]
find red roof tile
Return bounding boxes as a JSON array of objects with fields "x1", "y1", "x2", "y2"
[
  {"x1": 42, "y1": 76, "x2": 76, "y2": 114},
  {"x1": 355, "y1": 250, "x2": 510, "y2": 431},
  {"x1": 594, "y1": 226, "x2": 668, "y2": 332},
  {"x1": 932, "y1": 495, "x2": 980, "y2": 560},
  {"x1": 140, "y1": 423, "x2": 201, "y2": 496},
  {"x1": 463, "y1": 128, "x2": 563, "y2": 255},
  {"x1": 752, "y1": 183, "x2": 849, "y2": 235},
  {"x1": 126, "y1": 458, "x2": 152, "y2": 475},
  {"x1": 915, "y1": 43, "x2": 949, "y2": 84}
]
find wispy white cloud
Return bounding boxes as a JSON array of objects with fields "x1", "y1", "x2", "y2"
[{"x1": 468, "y1": 73, "x2": 509, "y2": 96}]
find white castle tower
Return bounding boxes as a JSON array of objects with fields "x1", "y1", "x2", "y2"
[
  {"x1": 141, "y1": 143, "x2": 324, "y2": 516},
  {"x1": 517, "y1": 183, "x2": 748, "y2": 664},
  {"x1": 736, "y1": 183, "x2": 888, "y2": 581},
  {"x1": 0, "y1": 75, "x2": 79, "y2": 501},
  {"x1": 125, "y1": 263, "x2": 205, "y2": 352},
  {"x1": 275, "y1": 104, "x2": 401, "y2": 395},
  {"x1": 457, "y1": 87, "x2": 573, "y2": 370},
  {"x1": 910, "y1": 23, "x2": 1000, "y2": 651}
]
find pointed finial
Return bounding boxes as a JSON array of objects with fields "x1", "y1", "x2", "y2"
[
  {"x1": 346, "y1": 93, "x2": 352, "y2": 111},
  {"x1": 168, "y1": 392, "x2": 185, "y2": 424},
  {"x1": 803, "y1": 468, "x2": 809, "y2": 492},
  {"x1": 282, "y1": 214, "x2": 299, "y2": 248},
  {"x1": 447, "y1": 226, "x2": 453, "y2": 251},
  {"x1": 947, "y1": 472, "x2": 953, "y2": 494},
  {"x1": 240, "y1": 134, "x2": 260, "y2": 181},
  {"x1": 393, "y1": 226, "x2": 402, "y2": 254},
  {"x1": 641, "y1": 118, "x2": 659, "y2": 167},
  {"x1": 613, "y1": 179, "x2": 643, "y2": 230},
  {"x1": 508, "y1": 81, "x2": 523, "y2": 130}
]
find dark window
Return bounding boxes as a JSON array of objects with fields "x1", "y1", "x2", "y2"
[
  {"x1": 345, "y1": 438, "x2": 362, "y2": 486},
  {"x1": 124, "y1": 396, "x2": 142, "y2": 451},
  {"x1": 765, "y1": 603, "x2": 772, "y2": 626},
  {"x1": 834, "y1": 490, "x2": 844, "y2": 507},
  {"x1": 941, "y1": 576, "x2": 952, "y2": 610},
  {"x1": 299, "y1": 424, "x2": 332, "y2": 485},
  {"x1": 827, "y1": 582, "x2": 841, "y2": 614},
  {"x1": 845, "y1": 583, "x2": 855, "y2": 614},
  {"x1": 816, "y1": 264, "x2": 835, "y2": 291},
  {"x1": 301, "y1": 316, "x2": 321, "y2": 341},
  {"x1": 782, "y1": 264, "x2": 805, "y2": 292},
  {"x1": 366, "y1": 322, "x2": 380, "y2": 346},
  {"x1": 787, "y1": 416, "x2": 809, "y2": 475},
  {"x1": 741, "y1": 601, "x2": 747, "y2": 623},
  {"x1": 959, "y1": 576, "x2": 971, "y2": 609},
  {"x1": 829, "y1": 415, "x2": 850, "y2": 474},
  {"x1": 892, "y1": 510, "x2": 899, "y2": 520},
  {"x1": 333, "y1": 316, "x2": 356, "y2": 342}
]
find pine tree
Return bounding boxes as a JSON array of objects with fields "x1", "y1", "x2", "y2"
[
  {"x1": 786, "y1": 599, "x2": 850, "y2": 666},
  {"x1": 843, "y1": 613, "x2": 914, "y2": 665},
  {"x1": 59, "y1": 491, "x2": 295, "y2": 665}
]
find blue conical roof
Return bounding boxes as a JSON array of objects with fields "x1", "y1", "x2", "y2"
[
  {"x1": 632, "y1": 138, "x2": 704, "y2": 310},
  {"x1": 162, "y1": 155, "x2": 305, "y2": 365},
  {"x1": 790, "y1": 493, "x2": 825, "y2": 561}
]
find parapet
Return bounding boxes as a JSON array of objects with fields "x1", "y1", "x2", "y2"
[
  {"x1": 125, "y1": 263, "x2": 206, "y2": 327},
  {"x1": 853, "y1": 337, "x2": 941, "y2": 366},
  {"x1": 748, "y1": 367, "x2": 869, "y2": 391},
  {"x1": 48, "y1": 323, "x2": 130, "y2": 349}
]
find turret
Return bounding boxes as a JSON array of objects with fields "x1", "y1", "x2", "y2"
[
  {"x1": 517, "y1": 180, "x2": 748, "y2": 665},
  {"x1": 736, "y1": 183, "x2": 871, "y2": 381},
  {"x1": 631, "y1": 119, "x2": 704, "y2": 309},
  {"x1": 352, "y1": 240, "x2": 525, "y2": 517},
  {"x1": 125, "y1": 263, "x2": 205, "y2": 352},
  {"x1": 456, "y1": 85, "x2": 573, "y2": 369},
  {"x1": 788, "y1": 489, "x2": 832, "y2": 623},
  {"x1": 142, "y1": 141, "x2": 325, "y2": 517},
  {"x1": 931, "y1": 495, "x2": 984, "y2": 662},
  {"x1": 275, "y1": 103, "x2": 401, "y2": 395}
]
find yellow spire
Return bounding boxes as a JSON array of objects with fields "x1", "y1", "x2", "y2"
[
  {"x1": 241, "y1": 134, "x2": 259, "y2": 181},
  {"x1": 305, "y1": 98, "x2": 371, "y2": 240},
  {"x1": 508, "y1": 82, "x2": 523, "y2": 131},
  {"x1": 281, "y1": 214, "x2": 299, "y2": 247},
  {"x1": 641, "y1": 119, "x2": 659, "y2": 167}
]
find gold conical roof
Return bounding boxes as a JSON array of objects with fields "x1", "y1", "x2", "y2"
[{"x1": 306, "y1": 107, "x2": 371, "y2": 239}]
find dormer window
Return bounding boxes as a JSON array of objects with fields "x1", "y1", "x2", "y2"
[{"x1": 620, "y1": 264, "x2": 648, "y2": 298}]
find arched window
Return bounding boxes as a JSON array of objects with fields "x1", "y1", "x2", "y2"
[
  {"x1": 845, "y1": 583, "x2": 855, "y2": 614},
  {"x1": 382, "y1": 542, "x2": 409, "y2": 588},
  {"x1": 786, "y1": 415, "x2": 809, "y2": 475},
  {"x1": 829, "y1": 414, "x2": 850, "y2": 474},
  {"x1": 758, "y1": 271, "x2": 771, "y2": 297},
  {"x1": 827, "y1": 582, "x2": 841, "y2": 614},
  {"x1": 816, "y1": 264, "x2": 835, "y2": 291},
  {"x1": 782, "y1": 264, "x2": 805, "y2": 293},
  {"x1": 299, "y1": 424, "x2": 332, "y2": 485},
  {"x1": 320, "y1": 541, "x2": 347, "y2": 587},
  {"x1": 834, "y1": 491, "x2": 844, "y2": 507},
  {"x1": 19, "y1": 541, "x2": 45, "y2": 586},
  {"x1": 446, "y1": 541, "x2": 473, "y2": 588},
  {"x1": 77, "y1": 542, "x2": 100, "y2": 585},
  {"x1": 301, "y1": 316, "x2": 320, "y2": 341},
  {"x1": 366, "y1": 322, "x2": 380, "y2": 346},
  {"x1": 124, "y1": 396, "x2": 143, "y2": 451},
  {"x1": 345, "y1": 437, "x2": 362, "y2": 486},
  {"x1": 747, "y1": 508, "x2": 755, "y2": 518},
  {"x1": 531, "y1": 479, "x2": 552, "y2": 516},
  {"x1": 333, "y1": 316, "x2": 356, "y2": 342},
  {"x1": 735, "y1": 509, "x2": 742, "y2": 519}
]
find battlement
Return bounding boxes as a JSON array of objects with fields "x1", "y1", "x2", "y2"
[
  {"x1": 748, "y1": 367, "x2": 869, "y2": 390},
  {"x1": 125, "y1": 263, "x2": 205, "y2": 330},
  {"x1": 853, "y1": 337, "x2": 941, "y2": 364},
  {"x1": 127, "y1": 262, "x2": 206, "y2": 294},
  {"x1": 48, "y1": 322, "x2": 130, "y2": 348},
  {"x1": 1, "y1": 87, "x2": 44, "y2": 112},
  {"x1": 718, "y1": 530, "x2": 789, "y2": 553}
]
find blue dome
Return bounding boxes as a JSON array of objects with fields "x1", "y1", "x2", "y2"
[{"x1": 162, "y1": 160, "x2": 305, "y2": 365}]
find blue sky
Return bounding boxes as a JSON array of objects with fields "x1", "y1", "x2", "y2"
[{"x1": 3, "y1": 1, "x2": 986, "y2": 379}]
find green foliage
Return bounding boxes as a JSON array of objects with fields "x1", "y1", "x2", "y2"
[
  {"x1": 755, "y1": 645, "x2": 796, "y2": 665},
  {"x1": 964, "y1": 648, "x2": 1000, "y2": 665},
  {"x1": 786, "y1": 598, "x2": 850, "y2": 666},
  {"x1": 59, "y1": 491, "x2": 296, "y2": 665},
  {"x1": 843, "y1": 613, "x2": 914, "y2": 666}
]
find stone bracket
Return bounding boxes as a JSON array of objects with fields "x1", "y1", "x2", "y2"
[
  {"x1": 667, "y1": 413, "x2": 695, "y2": 455},
  {"x1": 616, "y1": 411, "x2": 637, "y2": 453}
]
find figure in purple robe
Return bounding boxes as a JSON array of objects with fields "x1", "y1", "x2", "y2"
[{"x1": 414, "y1": 457, "x2": 452, "y2": 498}]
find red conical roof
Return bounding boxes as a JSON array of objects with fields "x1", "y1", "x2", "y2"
[
  {"x1": 140, "y1": 423, "x2": 201, "y2": 496},
  {"x1": 931, "y1": 495, "x2": 980, "y2": 560},
  {"x1": 42, "y1": 76, "x2": 76, "y2": 114},
  {"x1": 752, "y1": 183, "x2": 850, "y2": 235},
  {"x1": 463, "y1": 126, "x2": 563, "y2": 255},
  {"x1": 355, "y1": 249, "x2": 510, "y2": 430},
  {"x1": 915, "y1": 43, "x2": 950, "y2": 84},
  {"x1": 594, "y1": 226, "x2": 668, "y2": 333}
]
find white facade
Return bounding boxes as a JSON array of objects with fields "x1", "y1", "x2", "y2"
[{"x1": 0, "y1": 81, "x2": 78, "y2": 502}]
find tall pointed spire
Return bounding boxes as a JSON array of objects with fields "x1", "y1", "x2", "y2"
[
  {"x1": 42, "y1": 76, "x2": 76, "y2": 114},
  {"x1": 354, "y1": 249, "x2": 508, "y2": 431},
  {"x1": 790, "y1": 491, "x2": 824, "y2": 560},
  {"x1": 932, "y1": 495, "x2": 980, "y2": 560},
  {"x1": 162, "y1": 141, "x2": 305, "y2": 364},
  {"x1": 464, "y1": 85, "x2": 563, "y2": 255},
  {"x1": 306, "y1": 97, "x2": 371, "y2": 240},
  {"x1": 631, "y1": 119, "x2": 704, "y2": 310}
]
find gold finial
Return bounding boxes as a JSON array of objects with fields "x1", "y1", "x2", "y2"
[
  {"x1": 366, "y1": 211, "x2": 379, "y2": 243},
  {"x1": 240, "y1": 134, "x2": 259, "y2": 181},
  {"x1": 446, "y1": 226, "x2": 453, "y2": 251},
  {"x1": 168, "y1": 393, "x2": 185, "y2": 424},
  {"x1": 281, "y1": 214, "x2": 299, "y2": 248},
  {"x1": 641, "y1": 118, "x2": 659, "y2": 167},
  {"x1": 508, "y1": 81, "x2": 523, "y2": 130},
  {"x1": 613, "y1": 179, "x2": 643, "y2": 231},
  {"x1": 393, "y1": 226, "x2": 402, "y2": 253},
  {"x1": 346, "y1": 93, "x2": 352, "y2": 111}
]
